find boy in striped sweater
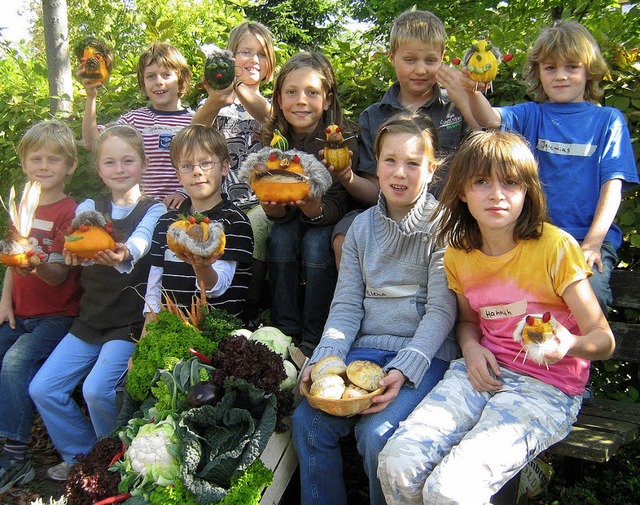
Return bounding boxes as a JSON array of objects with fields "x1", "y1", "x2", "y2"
[{"x1": 80, "y1": 42, "x2": 194, "y2": 209}]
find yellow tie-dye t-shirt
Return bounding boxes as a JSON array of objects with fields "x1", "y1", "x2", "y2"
[{"x1": 444, "y1": 224, "x2": 592, "y2": 396}]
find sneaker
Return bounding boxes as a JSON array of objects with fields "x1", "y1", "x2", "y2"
[
  {"x1": 0, "y1": 458, "x2": 35, "y2": 493},
  {"x1": 46, "y1": 461, "x2": 73, "y2": 482}
]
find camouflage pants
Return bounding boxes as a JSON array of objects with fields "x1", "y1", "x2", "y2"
[{"x1": 378, "y1": 358, "x2": 581, "y2": 505}]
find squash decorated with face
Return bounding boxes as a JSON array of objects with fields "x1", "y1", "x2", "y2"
[
  {"x1": 64, "y1": 210, "x2": 116, "y2": 259},
  {"x1": 324, "y1": 124, "x2": 351, "y2": 171},
  {"x1": 74, "y1": 37, "x2": 113, "y2": 85},
  {"x1": 202, "y1": 43, "x2": 236, "y2": 90},
  {"x1": 167, "y1": 214, "x2": 226, "y2": 257}
]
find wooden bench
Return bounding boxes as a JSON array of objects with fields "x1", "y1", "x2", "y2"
[{"x1": 546, "y1": 269, "x2": 640, "y2": 464}]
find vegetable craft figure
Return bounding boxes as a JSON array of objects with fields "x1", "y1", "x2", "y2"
[
  {"x1": 238, "y1": 131, "x2": 332, "y2": 204},
  {"x1": 166, "y1": 213, "x2": 226, "y2": 257},
  {"x1": 513, "y1": 311, "x2": 559, "y2": 369},
  {"x1": 0, "y1": 181, "x2": 44, "y2": 268},
  {"x1": 323, "y1": 124, "x2": 351, "y2": 171},
  {"x1": 202, "y1": 43, "x2": 236, "y2": 90},
  {"x1": 452, "y1": 39, "x2": 512, "y2": 93},
  {"x1": 74, "y1": 36, "x2": 113, "y2": 85},
  {"x1": 64, "y1": 209, "x2": 116, "y2": 259}
]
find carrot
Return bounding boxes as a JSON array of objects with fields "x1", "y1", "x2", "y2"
[{"x1": 93, "y1": 493, "x2": 131, "y2": 505}]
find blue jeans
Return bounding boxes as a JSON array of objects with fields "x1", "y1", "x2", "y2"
[
  {"x1": 0, "y1": 315, "x2": 74, "y2": 443},
  {"x1": 267, "y1": 219, "x2": 337, "y2": 345},
  {"x1": 29, "y1": 333, "x2": 134, "y2": 463},
  {"x1": 292, "y1": 348, "x2": 449, "y2": 505},
  {"x1": 581, "y1": 240, "x2": 617, "y2": 314}
]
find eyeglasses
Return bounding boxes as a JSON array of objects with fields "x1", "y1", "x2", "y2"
[
  {"x1": 234, "y1": 50, "x2": 268, "y2": 61},
  {"x1": 177, "y1": 160, "x2": 221, "y2": 174}
]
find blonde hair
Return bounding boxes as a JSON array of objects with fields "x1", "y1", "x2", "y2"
[
  {"x1": 227, "y1": 21, "x2": 276, "y2": 83},
  {"x1": 524, "y1": 20, "x2": 608, "y2": 103},
  {"x1": 435, "y1": 131, "x2": 549, "y2": 251},
  {"x1": 136, "y1": 42, "x2": 192, "y2": 98},
  {"x1": 94, "y1": 124, "x2": 146, "y2": 170},
  {"x1": 390, "y1": 10, "x2": 447, "y2": 55},
  {"x1": 17, "y1": 120, "x2": 77, "y2": 168},
  {"x1": 374, "y1": 113, "x2": 439, "y2": 165},
  {"x1": 170, "y1": 124, "x2": 230, "y2": 168}
]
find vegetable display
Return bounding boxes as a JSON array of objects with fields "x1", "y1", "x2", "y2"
[{"x1": 62, "y1": 303, "x2": 300, "y2": 505}]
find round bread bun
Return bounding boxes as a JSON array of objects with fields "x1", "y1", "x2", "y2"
[
  {"x1": 341, "y1": 385, "x2": 369, "y2": 400},
  {"x1": 346, "y1": 361, "x2": 386, "y2": 391},
  {"x1": 309, "y1": 374, "x2": 345, "y2": 399},
  {"x1": 311, "y1": 356, "x2": 347, "y2": 382}
]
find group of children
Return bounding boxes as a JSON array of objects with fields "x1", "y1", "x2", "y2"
[{"x1": 0, "y1": 8, "x2": 637, "y2": 505}]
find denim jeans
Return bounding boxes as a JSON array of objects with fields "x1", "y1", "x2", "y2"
[
  {"x1": 267, "y1": 218, "x2": 337, "y2": 345},
  {"x1": 292, "y1": 348, "x2": 449, "y2": 505},
  {"x1": 580, "y1": 240, "x2": 617, "y2": 314},
  {"x1": 0, "y1": 315, "x2": 74, "y2": 443},
  {"x1": 29, "y1": 334, "x2": 134, "y2": 463}
]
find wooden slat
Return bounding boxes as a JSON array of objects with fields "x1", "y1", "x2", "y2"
[
  {"x1": 572, "y1": 414, "x2": 638, "y2": 444},
  {"x1": 580, "y1": 398, "x2": 640, "y2": 425},
  {"x1": 261, "y1": 439, "x2": 298, "y2": 505},
  {"x1": 609, "y1": 322, "x2": 640, "y2": 362},
  {"x1": 610, "y1": 270, "x2": 640, "y2": 311},
  {"x1": 547, "y1": 426, "x2": 623, "y2": 462}
]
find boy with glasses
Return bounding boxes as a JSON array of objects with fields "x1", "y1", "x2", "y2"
[{"x1": 142, "y1": 124, "x2": 253, "y2": 324}]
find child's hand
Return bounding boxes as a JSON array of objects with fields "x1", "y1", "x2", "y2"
[
  {"x1": 80, "y1": 79, "x2": 103, "y2": 99},
  {"x1": 542, "y1": 321, "x2": 575, "y2": 365},
  {"x1": 63, "y1": 249, "x2": 86, "y2": 266},
  {"x1": 261, "y1": 201, "x2": 289, "y2": 218},
  {"x1": 93, "y1": 243, "x2": 128, "y2": 266},
  {"x1": 438, "y1": 65, "x2": 487, "y2": 94},
  {"x1": 463, "y1": 344, "x2": 502, "y2": 392},
  {"x1": 162, "y1": 192, "x2": 187, "y2": 210},
  {"x1": 581, "y1": 245, "x2": 603, "y2": 273},
  {"x1": 12, "y1": 264, "x2": 38, "y2": 277},
  {"x1": 298, "y1": 365, "x2": 313, "y2": 396},
  {"x1": 176, "y1": 249, "x2": 221, "y2": 268},
  {"x1": 298, "y1": 195, "x2": 323, "y2": 219},
  {"x1": 0, "y1": 299, "x2": 16, "y2": 329},
  {"x1": 360, "y1": 369, "x2": 407, "y2": 415}
]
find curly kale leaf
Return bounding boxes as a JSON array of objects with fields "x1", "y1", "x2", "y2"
[
  {"x1": 200, "y1": 308, "x2": 243, "y2": 344},
  {"x1": 219, "y1": 459, "x2": 273, "y2": 505}
]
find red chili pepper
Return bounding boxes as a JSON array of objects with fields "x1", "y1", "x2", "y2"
[
  {"x1": 107, "y1": 440, "x2": 126, "y2": 467},
  {"x1": 93, "y1": 493, "x2": 131, "y2": 505},
  {"x1": 189, "y1": 347, "x2": 213, "y2": 365}
]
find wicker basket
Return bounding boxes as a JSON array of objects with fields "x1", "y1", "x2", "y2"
[{"x1": 301, "y1": 381, "x2": 385, "y2": 417}]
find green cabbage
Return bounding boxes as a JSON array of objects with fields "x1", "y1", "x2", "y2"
[{"x1": 249, "y1": 326, "x2": 292, "y2": 360}]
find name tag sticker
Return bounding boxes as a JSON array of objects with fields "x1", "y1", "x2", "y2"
[{"x1": 480, "y1": 300, "x2": 527, "y2": 320}]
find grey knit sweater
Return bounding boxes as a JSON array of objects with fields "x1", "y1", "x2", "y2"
[{"x1": 310, "y1": 188, "x2": 459, "y2": 387}]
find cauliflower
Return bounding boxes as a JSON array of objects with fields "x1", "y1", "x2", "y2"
[{"x1": 122, "y1": 415, "x2": 183, "y2": 490}]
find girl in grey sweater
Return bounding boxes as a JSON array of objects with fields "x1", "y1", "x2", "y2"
[{"x1": 291, "y1": 113, "x2": 458, "y2": 505}]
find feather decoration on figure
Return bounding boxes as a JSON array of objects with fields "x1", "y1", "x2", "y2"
[
  {"x1": 513, "y1": 312, "x2": 559, "y2": 369},
  {"x1": 0, "y1": 181, "x2": 44, "y2": 268}
]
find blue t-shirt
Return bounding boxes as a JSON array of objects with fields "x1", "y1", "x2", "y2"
[{"x1": 498, "y1": 101, "x2": 638, "y2": 249}]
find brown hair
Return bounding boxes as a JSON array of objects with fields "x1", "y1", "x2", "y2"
[
  {"x1": 524, "y1": 20, "x2": 608, "y2": 103},
  {"x1": 169, "y1": 124, "x2": 230, "y2": 168},
  {"x1": 94, "y1": 124, "x2": 146, "y2": 170},
  {"x1": 374, "y1": 112, "x2": 439, "y2": 165},
  {"x1": 136, "y1": 42, "x2": 192, "y2": 98},
  {"x1": 390, "y1": 10, "x2": 447, "y2": 55},
  {"x1": 17, "y1": 120, "x2": 77, "y2": 168},
  {"x1": 435, "y1": 130, "x2": 549, "y2": 250},
  {"x1": 261, "y1": 51, "x2": 356, "y2": 144},
  {"x1": 227, "y1": 21, "x2": 276, "y2": 83}
]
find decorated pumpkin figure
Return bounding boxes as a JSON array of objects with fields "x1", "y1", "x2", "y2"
[
  {"x1": 323, "y1": 124, "x2": 351, "y2": 171},
  {"x1": 238, "y1": 132, "x2": 332, "y2": 204},
  {"x1": 74, "y1": 37, "x2": 113, "y2": 85},
  {"x1": 202, "y1": 43, "x2": 236, "y2": 90},
  {"x1": 513, "y1": 311, "x2": 559, "y2": 368},
  {"x1": 64, "y1": 210, "x2": 116, "y2": 259},
  {"x1": 452, "y1": 39, "x2": 513, "y2": 93},
  {"x1": 167, "y1": 213, "x2": 226, "y2": 257},
  {"x1": 0, "y1": 181, "x2": 44, "y2": 268}
]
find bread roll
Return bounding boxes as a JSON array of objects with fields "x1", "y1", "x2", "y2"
[
  {"x1": 311, "y1": 356, "x2": 347, "y2": 382},
  {"x1": 310, "y1": 374, "x2": 345, "y2": 399},
  {"x1": 346, "y1": 361, "x2": 385, "y2": 391},
  {"x1": 341, "y1": 385, "x2": 369, "y2": 399}
]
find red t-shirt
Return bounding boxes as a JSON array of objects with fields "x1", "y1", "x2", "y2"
[{"x1": 11, "y1": 196, "x2": 82, "y2": 317}]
